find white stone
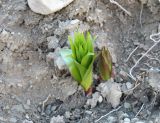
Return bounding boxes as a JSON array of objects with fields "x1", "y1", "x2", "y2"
[
  {"x1": 50, "y1": 115, "x2": 65, "y2": 123},
  {"x1": 86, "y1": 92, "x2": 103, "y2": 108},
  {"x1": 126, "y1": 82, "x2": 133, "y2": 90},
  {"x1": 124, "y1": 118, "x2": 130, "y2": 123},
  {"x1": 97, "y1": 79, "x2": 122, "y2": 108},
  {"x1": 28, "y1": 0, "x2": 75, "y2": 15}
]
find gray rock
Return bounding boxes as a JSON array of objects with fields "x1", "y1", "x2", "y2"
[
  {"x1": 124, "y1": 102, "x2": 131, "y2": 109},
  {"x1": 118, "y1": 111, "x2": 129, "y2": 121},
  {"x1": 9, "y1": 117, "x2": 17, "y2": 123},
  {"x1": 148, "y1": 68, "x2": 160, "y2": 91},
  {"x1": 11, "y1": 104, "x2": 25, "y2": 113},
  {"x1": 46, "y1": 48, "x2": 67, "y2": 70},
  {"x1": 51, "y1": 106, "x2": 57, "y2": 112},
  {"x1": 47, "y1": 36, "x2": 59, "y2": 49},
  {"x1": 22, "y1": 119, "x2": 33, "y2": 123},
  {"x1": 50, "y1": 115, "x2": 65, "y2": 123},
  {"x1": 86, "y1": 92, "x2": 103, "y2": 108},
  {"x1": 54, "y1": 77, "x2": 78, "y2": 101},
  {"x1": 107, "y1": 116, "x2": 117, "y2": 123},
  {"x1": 97, "y1": 79, "x2": 122, "y2": 108},
  {"x1": 45, "y1": 104, "x2": 52, "y2": 115},
  {"x1": 65, "y1": 111, "x2": 71, "y2": 118},
  {"x1": 131, "y1": 118, "x2": 139, "y2": 123},
  {"x1": 135, "y1": 121, "x2": 145, "y2": 123},
  {"x1": 126, "y1": 82, "x2": 133, "y2": 90}
]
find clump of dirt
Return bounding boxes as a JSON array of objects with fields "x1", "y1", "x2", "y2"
[{"x1": 0, "y1": 0, "x2": 160, "y2": 123}]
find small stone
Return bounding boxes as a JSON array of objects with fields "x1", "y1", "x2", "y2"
[
  {"x1": 11, "y1": 104, "x2": 25, "y2": 113},
  {"x1": 51, "y1": 106, "x2": 57, "y2": 111},
  {"x1": 140, "y1": 0, "x2": 148, "y2": 4},
  {"x1": 148, "y1": 68, "x2": 160, "y2": 91},
  {"x1": 126, "y1": 82, "x2": 133, "y2": 90},
  {"x1": 46, "y1": 48, "x2": 67, "y2": 70},
  {"x1": 65, "y1": 111, "x2": 71, "y2": 118},
  {"x1": 27, "y1": 99, "x2": 31, "y2": 106},
  {"x1": 28, "y1": 0, "x2": 75, "y2": 15},
  {"x1": 45, "y1": 104, "x2": 52, "y2": 115},
  {"x1": 25, "y1": 114, "x2": 30, "y2": 119},
  {"x1": 107, "y1": 116, "x2": 117, "y2": 123},
  {"x1": 119, "y1": 70, "x2": 128, "y2": 78},
  {"x1": 124, "y1": 102, "x2": 131, "y2": 109},
  {"x1": 135, "y1": 121, "x2": 145, "y2": 123},
  {"x1": 50, "y1": 115, "x2": 65, "y2": 123},
  {"x1": 47, "y1": 36, "x2": 59, "y2": 49},
  {"x1": 86, "y1": 92, "x2": 102, "y2": 108},
  {"x1": 124, "y1": 118, "x2": 130, "y2": 123},
  {"x1": 121, "y1": 83, "x2": 128, "y2": 92},
  {"x1": 85, "y1": 110, "x2": 92, "y2": 115},
  {"x1": 98, "y1": 95, "x2": 103, "y2": 103},
  {"x1": 131, "y1": 118, "x2": 139, "y2": 123},
  {"x1": 23, "y1": 119, "x2": 33, "y2": 123},
  {"x1": 97, "y1": 79, "x2": 122, "y2": 108},
  {"x1": 9, "y1": 117, "x2": 17, "y2": 123},
  {"x1": 118, "y1": 111, "x2": 129, "y2": 120}
]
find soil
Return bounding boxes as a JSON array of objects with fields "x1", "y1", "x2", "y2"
[{"x1": 0, "y1": 0, "x2": 160, "y2": 123}]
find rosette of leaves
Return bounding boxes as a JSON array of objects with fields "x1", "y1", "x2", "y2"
[
  {"x1": 97, "y1": 47, "x2": 112, "y2": 80},
  {"x1": 60, "y1": 32, "x2": 95, "y2": 91}
]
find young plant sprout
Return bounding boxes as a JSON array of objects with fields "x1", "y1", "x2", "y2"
[
  {"x1": 60, "y1": 31, "x2": 96, "y2": 92},
  {"x1": 97, "y1": 47, "x2": 112, "y2": 80}
]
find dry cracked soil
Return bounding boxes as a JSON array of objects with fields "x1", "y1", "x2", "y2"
[{"x1": 0, "y1": 0, "x2": 160, "y2": 123}]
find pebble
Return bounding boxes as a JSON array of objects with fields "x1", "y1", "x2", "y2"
[
  {"x1": 107, "y1": 116, "x2": 117, "y2": 123},
  {"x1": 85, "y1": 110, "x2": 92, "y2": 115},
  {"x1": 11, "y1": 104, "x2": 25, "y2": 113},
  {"x1": 126, "y1": 82, "x2": 133, "y2": 90},
  {"x1": 51, "y1": 106, "x2": 57, "y2": 112},
  {"x1": 96, "y1": 80, "x2": 122, "y2": 108},
  {"x1": 124, "y1": 118, "x2": 130, "y2": 123},
  {"x1": 135, "y1": 121, "x2": 145, "y2": 123},
  {"x1": 22, "y1": 119, "x2": 33, "y2": 123},
  {"x1": 65, "y1": 111, "x2": 71, "y2": 118},
  {"x1": 148, "y1": 68, "x2": 160, "y2": 91},
  {"x1": 86, "y1": 92, "x2": 103, "y2": 108},
  {"x1": 47, "y1": 36, "x2": 59, "y2": 49},
  {"x1": 28, "y1": 0, "x2": 75, "y2": 15},
  {"x1": 131, "y1": 118, "x2": 139, "y2": 123},
  {"x1": 119, "y1": 70, "x2": 128, "y2": 78},
  {"x1": 50, "y1": 115, "x2": 65, "y2": 123},
  {"x1": 45, "y1": 104, "x2": 52, "y2": 115},
  {"x1": 27, "y1": 99, "x2": 31, "y2": 105},
  {"x1": 9, "y1": 117, "x2": 17, "y2": 123},
  {"x1": 124, "y1": 102, "x2": 131, "y2": 109}
]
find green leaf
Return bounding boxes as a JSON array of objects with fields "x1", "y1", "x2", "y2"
[
  {"x1": 81, "y1": 52, "x2": 94, "y2": 68},
  {"x1": 74, "y1": 60, "x2": 87, "y2": 78},
  {"x1": 60, "y1": 49, "x2": 81, "y2": 82},
  {"x1": 68, "y1": 36, "x2": 76, "y2": 59},
  {"x1": 98, "y1": 47, "x2": 112, "y2": 80},
  {"x1": 80, "y1": 55, "x2": 96, "y2": 91},
  {"x1": 86, "y1": 32, "x2": 94, "y2": 52},
  {"x1": 62, "y1": 31, "x2": 96, "y2": 92}
]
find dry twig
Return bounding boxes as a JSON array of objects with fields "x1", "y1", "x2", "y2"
[
  {"x1": 135, "y1": 103, "x2": 144, "y2": 117},
  {"x1": 41, "y1": 94, "x2": 51, "y2": 114},
  {"x1": 126, "y1": 46, "x2": 139, "y2": 62},
  {"x1": 109, "y1": 0, "x2": 132, "y2": 16},
  {"x1": 95, "y1": 106, "x2": 122, "y2": 123},
  {"x1": 129, "y1": 32, "x2": 160, "y2": 80}
]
